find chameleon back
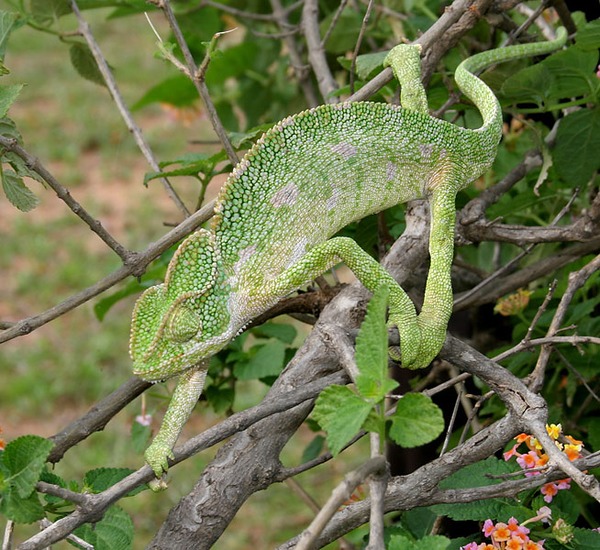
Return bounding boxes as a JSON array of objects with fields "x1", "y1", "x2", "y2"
[{"x1": 212, "y1": 101, "x2": 491, "y2": 294}]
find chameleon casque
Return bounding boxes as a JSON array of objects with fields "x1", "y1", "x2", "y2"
[{"x1": 130, "y1": 28, "x2": 567, "y2": 480}]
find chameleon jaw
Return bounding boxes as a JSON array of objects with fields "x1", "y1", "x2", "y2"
[{"x1": 132, "y1": 324, "x2": 240, "y2": 382}]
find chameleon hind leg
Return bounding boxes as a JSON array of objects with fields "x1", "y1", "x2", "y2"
[{"x1": 262, "y1": 236, "x2": 421, "y2": 367}]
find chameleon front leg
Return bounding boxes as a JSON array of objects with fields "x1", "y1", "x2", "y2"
[
  {"x1": 263, "y1": 237, "x2": 421, "y2": 367},
  {"x1": 145, "y1": 364, "x2": 208, "y2": 481}
]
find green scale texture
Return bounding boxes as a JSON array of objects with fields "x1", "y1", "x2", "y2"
[{"x1": 129, "y1": 29, "x2": 567, "y2": 480}]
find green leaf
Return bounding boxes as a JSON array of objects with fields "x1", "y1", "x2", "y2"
[
  {"x1": 132, "y1": 75, "x2": 197, "y2": 110},
  {"x1": 355, "y1": 285, "x2": 398, "y2": 401},
  {"x1": 573, "y1": 528, "x2": 600, "y2": 549},
  {"x1": 575, "y1": 19, "x2": 600, "y2": 51},
  {"x1": 0, "y1": 489, "x2": 45, "y2": 523},
  {"x1": 354, "y1": 51, "x2": 387, "y2": 80},
  {"x1": 389, "y1": 394, "x2": 443, "y2": 448},
  {"x1": 83, "y1": 468, "x2": 135, "y2": 493},
  {"x1": 319, "y1": 9, "x2": 363, "y2": 54},
  {"x1": 204, "y1": 384, "x2": 234, "y2": 413},
  {"x1": 430, "y1": 457, "x2": 529, "y2": 521},
  {"x1": 234, "y1": 340, "x2": 287, "y2": 380},
  {"x1": 312, "y1": 385, "x2": 373, "y2": 456},
  {"x1": 389, "y1": 534, "x2": 450, "y2": 550},
  {"x1": 1, "y1": 435, "x2": 53, "y2": 498},
  {"x1": 251, "y1": 322, "x2": 297, "y2": 344},
  {"x1": 228, "y1": 123, "x2": 273, "y2": 149},
  {"x1": 30, "y1": 0, "x2": 71, "y2": 22},
  {"x1": 75, "y1": 505, "x2": 134, "y2": 550},
  {"x1": 130, "y1": 418, "x2": 152, "y2": 454},
  {"x1": 301, "y1": 435, "x2": 325, "y2": 463},
  {"x1": 553, "y1": 107, "x2": 600, "y2": 187},
  {"x1": 501, "y1": 47, "x2": 599, "y2": 108},
  {"x1": 0, "y1": 10, "x2": 23, "y2": 61},
  {"x1": 144, "y1": 152, "x2": 226, "y2": 185},
  {"x1": 69, "y1": 43, "x2": 106, "y2": 87},
  {"x1": 0, "y1": 84, "x2": 23, "y2": 118},
  {"x1": 439, "y1": 456, "x2": 512, "y2": 490},
  {"x1": 500, "y1": 63, "x2": 555, "y2": 108},
  {"x1": 1, "y1": 171, "x2": 39, "y2": 211}
]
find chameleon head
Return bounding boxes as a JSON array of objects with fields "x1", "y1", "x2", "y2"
[{"x1": 129, "y1": 229, "x2": 233, "y2": 381}]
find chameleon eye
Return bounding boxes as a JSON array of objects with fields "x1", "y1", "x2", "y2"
[{"x1": 164, "y1": 305, "x2": 201, "y2": 343}]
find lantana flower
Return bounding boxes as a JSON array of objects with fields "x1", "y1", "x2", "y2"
[
  {"x1": 461, "y1": 517, "x2": 545, "y2": 549},
  {"x1": 503, "y1": 424, "x2": 583, "y2": 503}
]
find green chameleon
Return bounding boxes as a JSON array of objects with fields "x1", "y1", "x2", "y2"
[{"x1": 130, "y1": 28, "x2": 567, "y2": 480}]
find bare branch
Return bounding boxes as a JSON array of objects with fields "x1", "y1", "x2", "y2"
[
  {"x1": 70, "y1": 0, "x2": 189, "y2": 217},
  {"x1": 295, "y1": 457, "x2": 387, "y2": 550},
  {"x1": 0, "y1": 200, "x2": 215, "y2": 344},
  {"x1": 152, "y1": 0, "x2": 239, "y2": 165}
]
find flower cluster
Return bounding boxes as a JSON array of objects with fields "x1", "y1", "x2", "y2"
[
  {"x1": 503, "y1": 424, "x2": 583, "y2": 503},
  {"x1": 461, "y1": 515, "x2": 548, "y2": 550}
]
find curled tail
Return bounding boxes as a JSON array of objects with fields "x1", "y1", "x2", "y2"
[{"x1": 455, "y1": 27, "x2": 568, "y2": 141}]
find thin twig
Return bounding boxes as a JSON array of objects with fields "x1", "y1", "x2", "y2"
[
  {"x1": 349, "y1": 0, "x2": 374, "y2": 95},
  {"x1": 153, "y1": 0, "x2": 239, "y2": 165},
  {"x1": 70, "y1": 0, "x2": 189, "y2": 217},
  {"x1": 295, "y1": 457, "x2": 387, "y2": 550},
  {"x1": 0, "y1": 199, "x2": 215, "y2": 344},
  {"x1": 530, "y1": 254, "x2": 600, "y2": 390}
]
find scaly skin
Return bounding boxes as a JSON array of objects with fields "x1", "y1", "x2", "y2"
[{"x1": 130, "y1": 29, "x2": 567, "y2": 481}]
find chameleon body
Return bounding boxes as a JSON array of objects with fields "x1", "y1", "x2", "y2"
[{"x1": 130, "y1": 29, "x2": 567, "y2": 479}]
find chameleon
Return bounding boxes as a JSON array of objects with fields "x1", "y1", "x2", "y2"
[{"x1": 130, "y1": 28, "x2": 567, "y2": 480}]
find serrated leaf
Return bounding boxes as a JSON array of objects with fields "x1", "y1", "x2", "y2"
[
  {"x1": 2, "y1": 435, "x2": 53, "y2": 498},
  {"x1": 69, "y1": 43, "x2": 106, "y2": 87},
  {"x1": 1, "y1": 171, "x2": 39, "y2": 211},
  {"x1": 233, "y1": 340, "x2": 286, "y2": 380},
  {"x1": 75, "y1": 505, "x2": 134, "y2": 550},
  {"x1": 0, "y1": 489, "x2": 45, "y2": 523},
  {"x1": 83, "y1": 468, "x2": 135, "y2": 493},
  {"x1": 389, "y1": 394, "x2": 443, "y2": 448},
  {"x1": 312, "y1": 385, "x2": 372, "y2": 455},
  {"x1": 0, "y1": 84, "x2": 23, "y2": 118},
  {"x1": 355, "y1": 285, "x2": 398, "y2": 401},
  {"x1": 553, "y1": 107, "x2": 600, "y2": 186}
]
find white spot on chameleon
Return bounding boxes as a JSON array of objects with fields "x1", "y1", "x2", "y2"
[
  {"x1": 233, "y1": 244, "x2": 257, "y2": 277},
  {"x1": 288, "y1": 237, "x2": 309, "y2": 268},
  {"x1": 271, "y1": 183, "x2": 300, "y2": 207},
  {"x1": 326, "y1": 186, "x2": 342, "y2": 210},
  {"x1": 330, "y1": 142, "x2": 357, "y2": 160},
  {"x1": 419, "y1": 143, "x2": 434, "y2": 160},
  {"x1": 386, "y1": 161, "x2": 397, "y2": 181}
]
